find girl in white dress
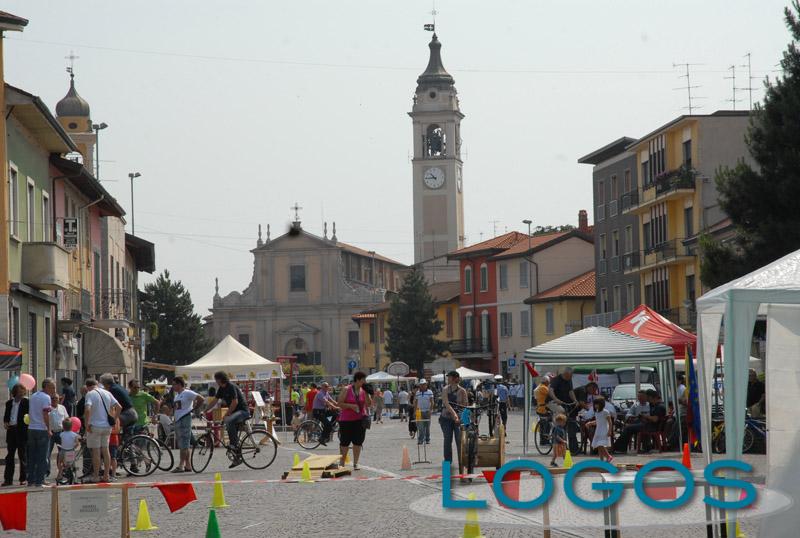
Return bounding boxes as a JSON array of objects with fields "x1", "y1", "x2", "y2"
[{"x1": 591, "y1": 397, "x2": 614, "y2": 463}]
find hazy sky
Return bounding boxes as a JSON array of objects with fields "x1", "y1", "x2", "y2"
[{"x1": 2, "y1": 0, "x2": 791, "y2": 314}]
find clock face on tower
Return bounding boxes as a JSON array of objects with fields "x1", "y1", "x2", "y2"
[{"x1": 423, "y1": 167, "x2": 445, "y2": 189}]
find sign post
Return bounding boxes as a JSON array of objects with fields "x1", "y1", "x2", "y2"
[{"x1": 63, "y1": 217, "x2": 78, "y2": 250}]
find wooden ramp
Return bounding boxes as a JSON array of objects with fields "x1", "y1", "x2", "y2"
[{"x1": 282, "y1": 455, "x2": 351, "y2": 480}]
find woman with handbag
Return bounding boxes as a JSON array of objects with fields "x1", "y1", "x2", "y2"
[{"x1": 336, "y1": 371, "x2": 372, "y2": 470}]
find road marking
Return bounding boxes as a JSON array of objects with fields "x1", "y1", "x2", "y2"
[{"x1": 242, "y1": 521, "x2": 265, "y2": 530}]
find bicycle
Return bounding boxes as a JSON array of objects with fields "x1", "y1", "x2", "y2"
[
  {"x1": 191, "y1": 419, "x2": 278, "y2": 473},
  {"x1": 294, "y1": 411, "x2": 339, "y2": 450},
  {"x1": 456, "y1": 401, "x2": 501, "y2": 479},
  {"x1": 712, "y1": 414, "x2": 765, "y2": 454},
  {"x1": 117, "y1": 433, "x2": 161, "y2": 477},
  {"x1": 533, "y1": 402, "x2": 581, "y2": 456}
]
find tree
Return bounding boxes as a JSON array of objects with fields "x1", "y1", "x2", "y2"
[
  {"x1": 140, "y1": 270, "x2": 212, "y2": 366},
  {"x1": 385, "y1": 268, "x2": 447, "y2": 375},
  {"x1": 702, "y1": 1, "x2": 800, "y2": 287}
]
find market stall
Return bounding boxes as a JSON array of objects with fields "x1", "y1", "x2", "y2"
[
  {"x1": 695, "y1": 248, "x2": 800, "y2": 538},
  {"x1": 522, "y1": 326, "x2": 679, "y2": 455},
  {"x1": 429, "y1": 366, "x2": 494, "y2": 382},
  {"x1": 175, "y1": 335, "x2": 285, "y2": 384}
]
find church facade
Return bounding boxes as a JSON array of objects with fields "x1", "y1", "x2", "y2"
[{"x1": 207, "y1": 221, "x2": 406, "y2": 375}]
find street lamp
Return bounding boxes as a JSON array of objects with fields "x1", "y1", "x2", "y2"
[
  {"x1": 523, "y1": 219, "x2": 533, "y2": 347},
  {"x1": 522, "y1": 217, "x2": 533, "y2": 456},
  {"x1": 128, "y1": 172, "x2": 141, "y2": 234},
  {"x1": 92, "y1": 122, "x2": 108, "y2": 179}
]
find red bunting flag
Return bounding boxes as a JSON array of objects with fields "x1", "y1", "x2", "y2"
[
  {"x1": 524, "y1": 362, "x2": 539, "y2": 378},
  {"x1": 154, "y1": 483, "x2": 197, "y2": 513},
  {"x1": 0, "y1": 492, "x2": 27, "y2": 531}
]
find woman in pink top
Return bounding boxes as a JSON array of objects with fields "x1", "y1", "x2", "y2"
[{"x1": 336, "y1": 371, "x2": 372, "y2": 470}]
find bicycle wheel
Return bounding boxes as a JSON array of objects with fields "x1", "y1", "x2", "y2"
[
  {"x1": 154, "y1": 438, "x2": 174, "y2": 471},
  {"x1": 191, "y1": 433, "x2": 214, "y2": 473},
  {"x1": 239, "y1": 430, "x2": 278, "y2": 470},
  {"x1": 533, "y1": 420, "x2": 553, "y2": 455},
  {"x1": 120, "y1": 435, "x2": 160, "y2": 477},
  {"x1": 466, "y1": 431, "x2": 477, "y2": 476},
  {"x1": 296, "y1": 420, "x2": 322, "y2": 450},
  {"x1": 742, "y1": 427, "x2": 755, "y2": 453}
]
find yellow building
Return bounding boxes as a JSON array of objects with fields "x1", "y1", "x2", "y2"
[
  {"x1": 353, "y1": 281, "x2": 461, "y2": 372},
  {"x1": 621, "y1": 111, "x2": 752, "y2": 328},
  {"x1": 524, "y1": 271, "x2": 595, "y2": 345}
]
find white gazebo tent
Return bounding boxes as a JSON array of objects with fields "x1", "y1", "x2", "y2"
[
  {"x1": 429, "y1": 366, "x2": 494, "y2": 382},
  {"x1": 696, "y1": 249, "x2": 800, "y2": 538},
  {"x1": 522, "y1": 326, "x2": 680, "y2": 454},
  {"x1": 175, "y1": 335, "x2": 285, "y2": 383},
  {"x1": 365, "y1": 371, "x2": 416, "y2": 383}
]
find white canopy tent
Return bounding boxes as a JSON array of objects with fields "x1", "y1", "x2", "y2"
[
  {"x1": 696, "y1": 249, "x2": 800, "y2": 538},
  {"x1": 430, "y1": 366, "x2": 494, "y2": 382},
  {"x1": 365, "y1": 371, "x2": 416, "y2": 383},
  {"x1": 175, "y1": 335, "x2": 285, "y2": 384},
  {"x1": 522, "y1": 326, "x2": 680, "y2": 454}
]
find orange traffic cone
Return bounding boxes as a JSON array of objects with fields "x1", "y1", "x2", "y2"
[
  {"x1": 681, "y1": 443, "x2": 692, "y2": 469},
  {"x1": 400, "y1": 445, "x2": 412, "y2": 470}
]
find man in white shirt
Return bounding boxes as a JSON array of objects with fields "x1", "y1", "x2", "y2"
[
  {"x1": 383, "y1": 389, "x2": 394, "y2": 414},
  {"x1": 414, "y1": 380, "x2": 434, "y2": 445},
  {"x1": 27, "y1": 378, "x2": 57, "y2": 487},
  {"x1": 171, "y1": 376, "x2": 204, "y2": 472},
  {"x1": 397, "y1": 389, "x2": 410, "y2": 422},
  {"x1": 625, "y1": 390, "x2": 651, "y2": 422},
  {"x1": 84, "y1": 378, "x2": 121, "y2": 483}
]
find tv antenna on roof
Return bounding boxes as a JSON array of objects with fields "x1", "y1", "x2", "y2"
[
  {"x1": 740, "y1": 52, "x2": 756, "y2": 110},
  {"x1": 725, "y1": 65, "x2": 742, "y2": 110},
  {"x1": 673, "y1": 62, "x2": 705, "y2": 114}
]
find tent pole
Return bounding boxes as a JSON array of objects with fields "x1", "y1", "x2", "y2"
[{"x1": 523, "y1": 362, "x2": 531, "y2": 455}]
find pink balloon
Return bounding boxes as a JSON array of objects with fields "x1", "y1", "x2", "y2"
[
  {"x1": 70, "y1": 416, "x2": 81, "y2": 433},
  {"x1": 18, "y1": 373, "x2": 35, "y2": 391}
]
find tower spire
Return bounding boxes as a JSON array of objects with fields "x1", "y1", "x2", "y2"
[{"x1": 416, "y1": 33, "x2": 454, "y2": 92}]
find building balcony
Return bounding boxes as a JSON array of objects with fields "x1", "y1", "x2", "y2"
[
  {"x1": 623, "y1": 166, "x2": 696, "y2": 215},
  {"x1": 21, "y1": 242, "x2": 69, "y2": 290},
  {"x1": 656, "y1": 307, "x2": 697, "y2": 330},
  {"x1": 57, "y1": 288, "x2": 92, "y2": 331},
  {"x1": 94, "y1": 288, "x2": 134, "y2": 329},
  {"x1": 622, "y1": 251, "x2": 641, "y2": 273},
  {"x1": 640, "y1": 238, "x2": 696, "y2": 271},
  {"x1": 448, "y1": 338, "x2": 492, "y2": 359},
  {"x1": 621, "y1": 190, "x2": 639, "y2": 212}
]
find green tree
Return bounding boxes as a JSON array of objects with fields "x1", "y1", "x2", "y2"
[
  {"x1": 385, "y1": 268, "x2": 447, "y2": 375},
  {"x1": 702, "y1": 1, "x2": 800, "y2": 287},
  {"x1": 140, "y1": 270, "x2": 211, "y2": 365}
]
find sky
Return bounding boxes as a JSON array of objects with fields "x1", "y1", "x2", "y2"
[{"x1": 2, "y1": 0, "x2": 792, "y2": 315}]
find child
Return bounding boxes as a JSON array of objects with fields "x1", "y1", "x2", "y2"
[
  {"x1": 109, "y1": 416, "x2": 121, "y2": 478},
  {"x1": 591, "y1": 397, "x2": 614, "y2": 463},
  {"x1": 550, "y1": 414, "x2": 567, "y2": 467},
  {"x1": 156, "y1": 404, "x2": 173, "y2": 442},
  {"x1": 291, "y1": 410, "x2": 302, "y2": 432},
  {"x1": 56, "y1": 418, "x2": 80, "y2": 481}
]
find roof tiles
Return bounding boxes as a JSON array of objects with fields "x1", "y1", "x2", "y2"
[{"x1": 526, "y1": 270, "x2": 595, "y2": 303}]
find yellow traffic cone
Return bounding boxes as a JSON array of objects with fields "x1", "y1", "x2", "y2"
[
  {"x1": 401, "y1": 445, "x2": 412, "y2": 471},
  {"x1": 460, "y1": 493, "x2": 486, "y2": 538},
  {"x1": 735, "y1": 520, "x2": 746, "y2": 538},
  {"x1": 130, "y1": 499, "x2": 158, "y2": 531},
  {"x1": 300, "y1": 461, "x2": 314, "y2": 483},
  {"x1": 344, "y1": 451, "x2": 351, "y2": 466},
  {"x1": 563, "y1": 450, "x2": 573, "y2": 469},
  {"x1": 293, "y1": 453, "x2": 301, "y2": 468},
  {"x1": 210, "y1": 472, "x2": 229, "y2": 508}
]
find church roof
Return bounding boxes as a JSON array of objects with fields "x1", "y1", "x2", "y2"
[
  {"x1": 416, "y1": 33, "x2": 455, "y2": 92},
  {"x1": 337, "y1": 241, "x2": 405, "y2": 267},
  {"x1": 56, "y1": 75, "x2": 90, "y2": 117}
]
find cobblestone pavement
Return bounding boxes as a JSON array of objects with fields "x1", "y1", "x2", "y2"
[{"x1": 8, "y1": 411, "x2": 768, "y2": 537}]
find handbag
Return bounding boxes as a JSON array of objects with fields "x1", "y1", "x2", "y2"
[
  {"x1": 99, "y1": 391, "x2": 116, "y2": 427},
  {"x1": 354, "y1": 386, "x2": 371, "y2": 429}
]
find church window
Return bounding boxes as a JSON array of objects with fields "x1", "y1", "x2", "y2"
[
  {"x1": 348, "y1": 330, "x2": 359, "y2": 350},
  {"x1": 464, "y1": 266, "x2": 472, "y2": 294},
  {"x1": 290, "y1": 265, "x2": 306, "y2": 292},
  {"x1": 425, "y1": 124, "x2": 447, "y2": 157},
  {"x1": 479, "y1": 264, "x2": 488, "y2": 292},
  {"x1": 238, "y1": 334, "x2": 250, "y2": 349}
]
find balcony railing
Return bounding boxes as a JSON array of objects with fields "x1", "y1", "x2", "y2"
[
  {"x1": 657, "y1": 307, "x2": 697, "y2": 329},
  {"x1": 99, "y1": 289, "x2": 132, "y2": 321},
  {"x1": 21, "y1": 242, "x2": 69, "y2": 290},
  {"x1": 645, "y1": 165, "x2": 697, "y2": 195},
  {"x1": 623, "y1": 251, "x2": 641, "y2": 271},
  {"x1": 643, "y1": 238, "x2": 693, "y2": 263},
  {"x1": 621, "y1": 190, "x2": 639, "y2": 211},
  {"x1": 60, "y1": 289, "x2": 92, "y2": 322},
  {"x1": 584, "y1": 311, "x2": 622, "y2": 328},
  {"x1": 449, "y1": 338, "x2": 492, "y2": 355}
]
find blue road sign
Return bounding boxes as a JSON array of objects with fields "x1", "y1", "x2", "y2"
[
  {"x1": 348, "y1": 360, "x2": 357, "y2": 370},
  {"x1": 508, "y1": 358, "x2": 517, "y2": 368}
]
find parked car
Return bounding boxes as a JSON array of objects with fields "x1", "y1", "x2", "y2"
[{"x1": 611, "y1": 382, "x2": 656, "y2": 411}]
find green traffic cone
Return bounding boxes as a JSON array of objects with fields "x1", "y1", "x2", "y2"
[{"x1": 206, "y1": 509, "x2": 221, "y2": 538}]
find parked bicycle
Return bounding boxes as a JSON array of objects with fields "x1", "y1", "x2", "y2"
[
  {"x1": 191, "y1": 419, "x2": 278, "y2": 473},
  {"x1": 712, "y1": 413, "x2": 765, "y2": 454},
  {"x1": 454, "y1": 401, "x2": 500, "y2": 478},
  {"x1": 533, "y1": 402, "x2": 581, "y2": 456}
]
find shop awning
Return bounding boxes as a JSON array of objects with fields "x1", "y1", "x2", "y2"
[
  {"x1": 0, "y1": 343, "x2": 22, "y2": 371},
  {"x1": 82, "y1": 327, "x2": 132, "y2": 374}
]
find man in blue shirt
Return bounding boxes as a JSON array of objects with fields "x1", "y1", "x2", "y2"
[
  {"x1": 494, "y1": 375, "x2": 510, "y2": 433},
  {"x1": 312, "y1": 383, "x2": 339, "y2": 445}
]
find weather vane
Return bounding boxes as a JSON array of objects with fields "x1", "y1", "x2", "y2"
[
  {"x1": 424, "y1": 0, "x2": 437, "y2": 31},
  {"x1": 65, "y1": 50, "x2": 79, "y2": 75}
]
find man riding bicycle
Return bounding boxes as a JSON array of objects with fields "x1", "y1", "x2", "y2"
[
  {"x1": 548, "y1": 367, "x2": 580, "y2": 453},
  {"x1": 312, "y1": 382, "x2": 339, "y2": 446},
  {"x1": 210, "y1": 371, "x2": 251, "y2": 468}
]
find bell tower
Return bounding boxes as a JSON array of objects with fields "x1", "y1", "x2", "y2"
[
  {"x1": 409, "y1": 33, "x2": 465, "y2": 282},
  {"x1": 55, "y1": 63, "x2": 95, "y2": 172}
]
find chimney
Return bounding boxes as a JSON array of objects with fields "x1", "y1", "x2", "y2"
[{"x1": 578, "y1": 209, "x2": 589, "y2": 233}]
